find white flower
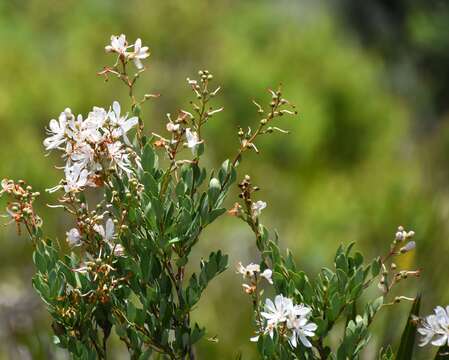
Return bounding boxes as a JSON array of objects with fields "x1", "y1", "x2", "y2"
[
  {"x1": 418, "y1": 306, "x2": 449, "y2": 347},
  {"x1": 287, "y1": 305, "x2": 316, "y2": 348},
  {"x1": 166, "y1": 122, "x2": 180, "y2": 133},
  {"x1": 251, "y1": 200, "x2": 267, "y2": 217},
  {"x1": 185, "y1": 128, "x2": 200, "y2": 153},
  {"x1": 111, "y1": 243, "x2": 125, "y2": 257},
  {"x1": 94, "y1": 218, "x2": 115, "y2": 242},
  {"x1": 86, "y1": 106, "x2": 108, "y2": 128},
  {"x1": 186, "y1": 78, "x2": 198, "y2": 86},
  {"x1": 82, "y1": 106, "x2": 107, "y2": 143},
  {"x1": 43, "y1": 108, "x2": 73, "y2": 150},
  {"x1": 1, "y1": 179, "x2": 14, "y2": 194},
  {"x1": 129, "y1": 38, "x2": 149, "y2": 69},
  {"x1": 237, "y1": 262, "x2": 260, "y2": 278},
  {"x1": 105, "y1": 34, "x2": 128, "y2": 55},
  {"x1": 69, "y1": 142, "x2": 95, "y2": 168},
  {"x1": 261, "y1": 295, "x2": 293, "y2": 336},
  {"x1": 107, "y1": 142, "x2": 132, "y2": 174},
  {"x1": 237, "y1": 262, "x2": 273, "y2": 285},
  {"x1": 94, "y1": 219, "x2": 124, "y2": 256},
  {"x1": 64, "y1": 164, "x2": 89, "y2": 193},
  {"x1": 66, "y1": 114, "x2": 85, "y2": 142},
  {"x1": 256, "y1": 294, "x2": 315, "y2": 349},
  {"x1": 66, "y1": 228, "x2": 82, "y2": 247},
  {"x1": 260, "y1": 269, "x2": 273, "y2": 284},
  {"x1": 289, "y1": 318, "x2": 317, "y2": 348},
  {"x1": 109, "y1": 101, "x2": 138, "y2": 143}
]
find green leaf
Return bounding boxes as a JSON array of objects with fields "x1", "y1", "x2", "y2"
[
  {"x1": 127, "y1": 302, "x2": 137, "y2": 323},
  {"x1": 371, "y1": 257, "x2": 382, "y2": 277},
  {"x1": 33, "y1": 250, "x2": 47, "y2": 273},
  {"x1": 142, "y1": 172, "x2": 158, "y2": 195},
  {"x1": 208, "y1": 208, "x2": 226, "y2": 224},
  {"x1": 142, "y1": 143, "x2": 156, "y2": 172},
  {"x1": 396, "y1": 294, "x2": 421, "y2": 360},
  {"x1": 208, "y1": 177, "x2": 221, "y2": 205},
  {"x1": 133, "y1": 104, "x2": 142, "y2": 117},
  {"x1": 335, "y1": 253, "x2": 349, "y2": 274}
]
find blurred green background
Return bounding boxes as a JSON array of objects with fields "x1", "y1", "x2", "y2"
[{"x1": 1, "y1": 0, "x2": 449, "y2": 358}]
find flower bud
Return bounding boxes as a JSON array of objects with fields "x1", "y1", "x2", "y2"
[{"x1": 400, "y1": 241, "x2": 416, "y2": 254}]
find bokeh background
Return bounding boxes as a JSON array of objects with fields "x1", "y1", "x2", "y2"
[{"x1": 1, "y1": 0, "x2": 449, "y2": 358}]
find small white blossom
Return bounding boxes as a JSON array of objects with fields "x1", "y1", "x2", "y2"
[
  {"x1": 166, "y1": 122, "x2": 180, "y2": 133},
  {"x1": 94, "y1": 219, "x2": 124, "y2": 256},
  {"x1": 94, "y1": 218, "x2": 115, "y2": 242},
  {"x1": 43, "y1": 109, "x2": 73, "y2": 150},
  {"x1": 186, "y1": 78, "x2": 198, "y2": 86},
  {"x1": 261, "y1": 295, "x2": 293, "y2": 334},
  {"x1": 418, "y1": 306, "x2": 449, "y2": 347},
  {"x1": 107, "y1": 142, "x2": 132, "y2": 174},
  {"x1": 66, "y1": 228, "x2": 82, "y2": 247},
  {"x1": 83, "y1": 107, "x2": 108, "y2": 143},
  {"x1": 112, "y1": 243, "x2": 125, "y2": 257},
  {"x1": 1, "y1": 179, "x2": 14, "y2": 194},
  {"x1": 185, "y1": 128, "x2": 200, "y2": 152},
  {"x1": 260, "y1": 269, "x2": 273, "y2": 284},
  {"x1": 129, "y1": 38, "x2": 150, "y2": 69},
  {"x1": 287, "y1": 305, "x2": 316, "y2": 348},
  {"x1": 237, "y1": 262, "x2": 260, "y2": 278},
  {"x1": 237, "y1": 262, "x2": 273, "y2": 284},
  {"x1": 256, "y1": 294, "x2": 316, "y2": 349},
  {"x1": 109, "y1": 101, "x2": 138, "y2": 143},
  {"x1": 70, "y1": 142, "x2": 95, "y2": 168},
  {"x1": 251, "y1": 200, "x2": 267, "y2": 217},
  {"x1": 63, "y1": 164, "x2": 89, "y2": 193},
  {"x1": 105, "y1": 34, "x2": 128, "y2": 55}
]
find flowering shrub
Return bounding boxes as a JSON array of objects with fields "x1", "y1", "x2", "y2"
[{"x1": 0, "y1": 33, "x2": 445, "y2": 359}]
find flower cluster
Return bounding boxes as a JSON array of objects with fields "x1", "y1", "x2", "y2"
[
  {"x1": 252, "y1": 294, "x2": 317, "y2": 349},
  {"x1": 395, "y1": 225, "x2": 416, "y2": 253},
  {"x1": 105, "y1": 34, "x2": 149, "y2": 69},
  {"x1": 418, "y1": 306, "x2": 449, "y2": 347},
  {"x1": 44, "y1": 101, "x2": 139, "y2": 193}
]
